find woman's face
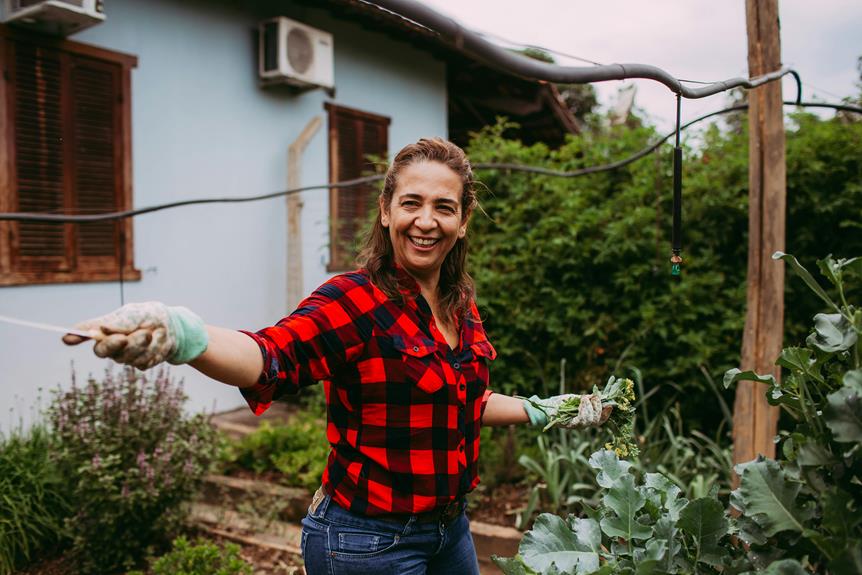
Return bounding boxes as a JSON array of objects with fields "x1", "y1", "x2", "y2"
[{"x1": 381, "y1": 160, "x2": 468, "y2": 285}]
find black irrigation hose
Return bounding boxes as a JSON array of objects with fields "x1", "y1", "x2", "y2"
[
  {"x1": 366, "y1": 0, "x2": 802, "y2": 101},
  {"x1": 0, "y1": 101, "x2": 859, "y2": 224}
]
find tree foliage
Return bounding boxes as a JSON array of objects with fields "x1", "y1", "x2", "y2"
[{"x1": 466, "y1": 110, "x2": 862, "y2": 427}]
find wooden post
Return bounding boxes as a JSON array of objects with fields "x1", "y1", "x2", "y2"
[
  {"x1": 733, "y1": 0, "x2": 786, "y2": 471},
  {"x1": 287, "y1": 117, "x2": 322, "y2": 312}
]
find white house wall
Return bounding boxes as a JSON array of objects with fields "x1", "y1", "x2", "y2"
[{"x1": 0, "y1": 0, "x2": 447, "y2": 430}]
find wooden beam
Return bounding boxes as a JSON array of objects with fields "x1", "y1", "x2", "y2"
[
  {"x1": 733, "y1": 0, "x2": 786, "y2": 472},
  {"x1": 287, "y1": 116, "x2": 322, "y2": 312}
]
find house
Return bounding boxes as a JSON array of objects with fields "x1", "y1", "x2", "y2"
[{"x1": 0, "y1": 0, "x2": 576, "y2": 428}]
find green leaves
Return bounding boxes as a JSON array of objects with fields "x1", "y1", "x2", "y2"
[
  {"x1": 518, "y1": 514, "x2": 599, "y2": 574},
  {"x1": 723, "y1": 368, "x2": 776, "y2": 389},
  {"x1": 677, "y1": 498, "x2": 729, "y2": 567},
  {"x1": 588, "y1": 449, "x2": 632, "y2": 488},
  {"x1": 807, "y1": 313, "x2": 858, "y2": 353},
  {"x1": 496, "y1": 449, "x2": 740, "y2": 575},
  {"x1": 773, "y1": 251, "x2": 840, "y2": 313},
  {"x1": 731, "y1": 457, "x2": 814, "y2": 538},
  {"x1": 824, "y1": 385, "x2": 862, "y2": 444},
  {"x1": 599, "y1": 474, "x2": 653, "y2": 541}
]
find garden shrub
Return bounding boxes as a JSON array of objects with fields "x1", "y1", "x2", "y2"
[
  {"x1": 47, "y1": 368, "x2": 218, "y2": 574},
  {"x1": 128, "y1": 536, "x2": 252, "y2": 575},
  {"x1": 220, "y1": 410, "x2": 329, "y2": 491},
  {"x1": 466, "y1": 110, "x2": 862, "y2": 432},
  {"x1": 0, "y1": 425, "x2": 70, "y2": 574}
]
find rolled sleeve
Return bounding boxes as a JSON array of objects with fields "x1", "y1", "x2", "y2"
[{"x1": 238, "y1": 274, "x2": 373, "y2": 415}]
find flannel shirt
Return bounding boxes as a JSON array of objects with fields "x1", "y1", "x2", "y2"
[{"x1": 240, "y1": 268, "x2": 497, "y2": 516}]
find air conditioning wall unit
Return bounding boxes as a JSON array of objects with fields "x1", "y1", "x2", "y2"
[
  {"x1": 259, "y1": 17, "x2": 334, "y2": 91},
  {"x1": 3, "y1": 0, "x2": 105, "y2": 36}
]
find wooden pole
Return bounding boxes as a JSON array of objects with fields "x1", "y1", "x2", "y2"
[
  {"x1": 733, "y1": 0, "x2": 786, "y2": 471},
  {"x1": 287, "y1": 117, "x2": 322, "y2": 312}
]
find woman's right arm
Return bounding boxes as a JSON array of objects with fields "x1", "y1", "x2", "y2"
[{"x1": 189, "y1": 325, "x2": 263, "y2": 388}]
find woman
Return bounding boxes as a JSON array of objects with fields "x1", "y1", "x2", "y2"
[{"x1": 64, "y1": 138, "x2": 608, "y2": 574}]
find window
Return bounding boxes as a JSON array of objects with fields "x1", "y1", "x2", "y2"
[
  {"x1": 325, "y1": 103, "x2": 389, "y2": 271},
  {"x1": 0, "y1": 27, "x2": 138, "y2": 286}
]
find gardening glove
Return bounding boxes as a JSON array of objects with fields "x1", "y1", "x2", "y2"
[
  {"x1": 522, "y1": 393, "x2": 611, "y2": 430},
  {"x1": 62, "y1": 302, "x2": 208, "y2": 370}
]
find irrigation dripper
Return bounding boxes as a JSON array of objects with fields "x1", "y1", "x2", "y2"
[{"x1": 671, "y1": 92, "x2": 683, "y2": 278}]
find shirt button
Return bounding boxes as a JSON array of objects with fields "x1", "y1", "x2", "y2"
[
  {"x1": 459, "y1": 383, "x2": 466, "y2": 392},
  {"x1": 412, "y1": 346, "x2": 419, "y2": 352},
  {"x1": 459, "y1": 445, "x2": 464, "y2": 452},
  {"x1": 453, "y1": 362, "x2": 461, "y2": 370}
]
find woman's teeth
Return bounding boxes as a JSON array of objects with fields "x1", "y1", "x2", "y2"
[{"x1": 410, "y1": 237, "x2": 439, "y2": 247}]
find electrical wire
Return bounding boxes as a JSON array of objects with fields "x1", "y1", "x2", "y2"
[{"x1": 0, "y1": 101, "x2": 859, "y2": 225}]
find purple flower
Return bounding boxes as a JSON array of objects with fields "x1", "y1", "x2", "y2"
[{"x1": 91, "y1": 454, "x2": 101, "y2": 469}]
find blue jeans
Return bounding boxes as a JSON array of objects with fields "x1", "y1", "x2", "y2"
[{"x1": 300, "y1": 494, "x2": 481, "y2": 575}]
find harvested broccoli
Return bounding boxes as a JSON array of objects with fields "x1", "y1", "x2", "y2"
[{"x1": 530, "y1": 376, "x2": 639, "y2": 458}]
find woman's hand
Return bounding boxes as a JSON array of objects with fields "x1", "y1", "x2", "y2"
[
  {"x1": 62, "y1": 302, "x2": 208, "y2": 370},
  {"x1": 522, "y1": 393, "x2": 613, "y2": 429}
]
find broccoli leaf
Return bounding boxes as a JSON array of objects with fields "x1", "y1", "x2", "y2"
[
  {"x1": 731, "y1": 457, "x2": 815, "y2": 537},
  {"x1": 518, "y1": 513, "x2": 600, "y2": 574},
  {"x1": 600, "y1": 474, "x2": 653, "y2": 541}
]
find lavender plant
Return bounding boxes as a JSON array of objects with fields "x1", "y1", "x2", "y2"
[{"x1": 47, "y1": 368, "x2": 217, "y2": 574}]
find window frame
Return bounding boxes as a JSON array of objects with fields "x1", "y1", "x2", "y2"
[
  {"x1": 0, "y1": 25, "x2": 139, "y2": 286},
  {"x1": 325, "y1": 102, "x2": 390, "y2": 272}
]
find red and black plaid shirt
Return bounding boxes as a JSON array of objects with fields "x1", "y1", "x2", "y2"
[{"x1": 240, "y1": 269, "x2": 497, "y2": 516}]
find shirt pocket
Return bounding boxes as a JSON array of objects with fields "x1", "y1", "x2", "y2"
[{"x1": 392, "y1": 336, "x2": 445, "y2": 395}]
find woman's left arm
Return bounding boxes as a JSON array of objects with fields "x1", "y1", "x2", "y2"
[{"x1": 481, "y1": 393, "x2": 530, "y2": 426}]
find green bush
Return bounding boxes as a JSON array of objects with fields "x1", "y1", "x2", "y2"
[
  {"x1": 467, "y1": 112, "x2": 862, "y2": 430},
  {"x1": 0, "y1": 425, "x2": 70, "y2": 574},
  {"x1": 221, "y1": 410, "x2": 329, "y2": 491},
  {"x1": 128, "y1": 536, "x2": 252, "y2": 575},
  {"x1": 48, "y1": 368, "x2": 218, "y2": 574}
]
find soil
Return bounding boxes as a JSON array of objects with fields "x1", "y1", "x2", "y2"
[
  {"x1": 467, "y1": 482, "x2": 530, "y2": 528},
  {"x1": 16, "y1": 555, "x2": 76, "y2": 575}
]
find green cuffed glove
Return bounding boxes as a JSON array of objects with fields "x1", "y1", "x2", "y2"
[
  {"x1": 522, "y1": 393, "x2": 606, "y2": 430},
  {"x1": 65, "y1": 302, "x2": 208, "y2": 370}
]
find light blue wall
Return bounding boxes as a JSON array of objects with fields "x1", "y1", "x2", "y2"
[{"x1": 0, "y1": 0, "x2": 447, "y2": 430}]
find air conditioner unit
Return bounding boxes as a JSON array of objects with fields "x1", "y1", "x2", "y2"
[
  {"x1": 259, "y1": 17, "x2": 334, "y2": 91},
  {"x1": 3, "y1": 0, "x2": 105, "y2": 36}
]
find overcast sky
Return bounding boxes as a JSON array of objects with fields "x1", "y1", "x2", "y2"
[{"x1": 421, "y1": 0, "x2": 862, "y2": 132}]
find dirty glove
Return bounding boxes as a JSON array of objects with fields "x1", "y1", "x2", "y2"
[
  {"x1": 62, "y1": 302, "x2": 208, "y2": 370},
  {"x1": 522, "y1": 393, "x2": 610, "y2": 430}
]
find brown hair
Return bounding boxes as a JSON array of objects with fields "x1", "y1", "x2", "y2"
[{"x1": 357, "y1": 138, "x2": 477, "y2": 325}]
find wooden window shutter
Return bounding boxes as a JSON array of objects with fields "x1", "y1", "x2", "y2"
[
  {"x1": 12, "y1": 41, "x2": 69, "y2": 271},
  {"x1": 0, "y1": 28, "x2": 138, "y2": 287},
  {"x1": 326, "y1": 104, "x2": 389, "y2": 271},
  {"x1": 70, "y1": 56, "x2": 120, "y2": 266}
]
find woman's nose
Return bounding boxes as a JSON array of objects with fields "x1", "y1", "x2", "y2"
[{"x1": 414, "y1": 206, "x2": 437, "y2": 229}]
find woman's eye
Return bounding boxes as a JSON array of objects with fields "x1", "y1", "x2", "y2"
[{"x1": 438, "y1": 205, "x2": 456, "y2": 214}]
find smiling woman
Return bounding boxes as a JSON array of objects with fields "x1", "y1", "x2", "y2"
[{"x1": 63, "y1": 137, "x2": 612, "y2": 575}]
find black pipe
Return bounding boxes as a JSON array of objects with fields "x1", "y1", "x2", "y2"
[
  {"x1": 366, "y1": 0, "x2": 802, "y2": 100},
  {"x1": 1, "y1": 101, "x2": 858, "y2": 224}
]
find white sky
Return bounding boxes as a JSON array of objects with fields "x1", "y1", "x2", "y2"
[{"x1": 421, "y1": 0, "x2": 862, "y2": 132}]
